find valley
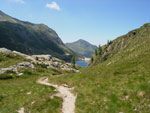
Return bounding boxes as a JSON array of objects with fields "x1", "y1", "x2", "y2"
[{"x1": 0, "y1": 4, "x2": 150, "y2": 113}]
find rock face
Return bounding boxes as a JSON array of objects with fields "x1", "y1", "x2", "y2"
[
  {"x1": 0, "y1": 10, "x2": 74, "y2": 61},
  {"x1": 66, "y1": 39, "x2": 98, "y2": 58}
]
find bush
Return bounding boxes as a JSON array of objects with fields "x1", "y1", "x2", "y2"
[
  {"x1": 0, "y1": 95, "x2": 4, "y2": 101},
  {"x1": 23, "y1": 69, "x2": 33, "y2": 75},
  {"x1": 0, "y1": 74, "x2": 13, "y2": 80},
  {"x1": 38, "y1": 63, "x2": 47, "y2": 69}
]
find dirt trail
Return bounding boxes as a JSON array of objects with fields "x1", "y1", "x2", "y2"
[{"x1": 37, "y1": 77, "x2": 77, "y2": 113}]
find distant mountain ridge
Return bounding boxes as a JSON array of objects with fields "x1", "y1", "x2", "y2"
[
  {"x1": 66, "y1": 39, "x2": 98, "y2": 58},
  {"x1": 0, "y1": 10, "x2": 74, "y2": 61}
]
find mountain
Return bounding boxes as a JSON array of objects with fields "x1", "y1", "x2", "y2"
[
  {"x1": 66, "y1": 39, "x2": 98, "y2": 58},
  {"x1": 0, "y1": 10, "x2": 74, "y2": 61},
  {"x1": 49, "y1": 23, "x2": 150, "y2": 112}
]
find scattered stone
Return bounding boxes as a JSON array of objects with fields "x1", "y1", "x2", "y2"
[
  {"x1": 17, "y1": 73, "x2": 23, "y2": 76},
  {"x1": 45, "y1": 55, "x2": 52, "y2": 61},
  {"x1": 31, "y1": 101, "x2": 35, "y2": 105},
  {"x1": 17, "y1": 62, "x2": 34, "y2": 68},
  {"x1": 125, "y1": 95, "x2": 129, "y2": 100},
  {"x1": 27, "y1": 92, "x2": 31, "y2": 95},
  {"x1": 137, "y1": 91, "x2": 145, "y2": 97}
]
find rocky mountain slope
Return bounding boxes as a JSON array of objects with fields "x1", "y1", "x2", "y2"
[
  {"x1": 0, "y1": 10, "x2": 74, "y2": 61},
  {"x1": 90, "y1": 23, "x2": 150, "y2": 66},
  {"x1": 66, "y1": 39, "x2": 98, "y2": 58}
]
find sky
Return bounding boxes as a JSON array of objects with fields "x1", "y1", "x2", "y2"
[{"x1": 0, "y1": 0, "x2": 150, "y2": 45}]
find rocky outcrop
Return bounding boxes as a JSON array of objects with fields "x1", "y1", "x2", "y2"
[
  {"x1": 0, "y1": 62, "x2": 34, "y2": 74},
  {"x1": 17, "y1": 62, "x2": 34, "y2": 68},
  {"x1": 0, "y1": 48, "x2": 80, "y2": 74},
  {"x1": 32, "y1": 55, "x2": 79, "y2": 72}
]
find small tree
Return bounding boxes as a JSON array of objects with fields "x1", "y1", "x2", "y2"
[
  {"x1": 107, "y1": 40, "x2": 112, "y2": 46},
  {"x1": 91, "y1": 56, "x2": 94, "y2": 63},
  {"x1": 98, "y1": 45, "x2": 102, "y2": 56},
  {"x1": 95, "y1": 49, "x2": 98, "y2": 56},
  {"x1": 71, "y1": 56, "x2": 75, "y2": 67}
]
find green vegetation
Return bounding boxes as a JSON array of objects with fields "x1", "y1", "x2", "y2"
[
  {"x1": 71, "y1": 56, "x2": 76, "y2": 67},
  {"x1": 0, "y1": 52, "x2": 29, "y2": 68},
  {"x1": 48, "y1": 23, "x2": 150, "y2": 113}
]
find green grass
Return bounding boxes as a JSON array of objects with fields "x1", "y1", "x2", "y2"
[
  {"x1": 48, "y1": 24, "x2": 150, "y2": 113},
  {"x1": 0, "y1": 77, "x2": 62, "y2": 113},
  {"x1": 0, "y1": 52, "x2": 29, "y2": 68},
  {"x1": 49, "y1": 47, "x2": 150, "y2": 113},
  {"x1": 0, "y1": 61, "x2": 62, "y2": 113}
]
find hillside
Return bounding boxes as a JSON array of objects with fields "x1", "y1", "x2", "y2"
[
  {"x1": 66, "y1": 39, "x2": 98, "y2": 58},
  {"x1": 0, "y1": 48, "x2": 80, "y2": 113},
  {"x1": 49, "y1": 23, "x2": 150, "y2": 113},
  {"x1": 0, "y1": 10, "x2": 74, "y2": 61},
  {"x1": 89, "y1": 23, "x2": 150, "y2": 66}
]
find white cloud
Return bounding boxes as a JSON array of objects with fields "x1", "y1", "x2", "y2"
[
  {"x1": 9, "y1": 0, "x2": 25, "y2": 4},
  {"x1": 46, "y1": 2, "x2": 60, "y2": 11}
]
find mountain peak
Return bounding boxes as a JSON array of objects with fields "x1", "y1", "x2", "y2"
[
  {"x1": 78, "y1": 39, "x2": 85, "y2": 41},
  {"x1": 66, "y1": 39, "x2": 98, "y2": 58}
]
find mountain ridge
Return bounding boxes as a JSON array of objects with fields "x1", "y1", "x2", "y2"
[{"x1": 0, "y1": 10, "x2": 75, "y2": 61}]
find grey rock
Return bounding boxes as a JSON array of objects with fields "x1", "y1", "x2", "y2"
[
  {"x1": 0, "y1": 48, "x2": 12, "y2": 53},
  {"x1": 45, "y1": 55, "x2": 52, "y2": 61},
  {"x1": 0, "y1": 66, "x2": 14, "y2": 74},
  {"x1": 17, "y1": 73, "x2": 23, "y2": 76},
  {"x1": 17, "y1": 62, "x2": 34, "y2": 68}
]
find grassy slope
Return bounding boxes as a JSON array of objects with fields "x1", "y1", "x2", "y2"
[
  {"x1": 49, "y1": 24, "x2": 150, "y2": 113},
  {"x1": 0, "y1": 54, "x2": 62, "y2": 113},
  {"x1": 0, "y1": 52, "x2": 29, "y2": 68}
]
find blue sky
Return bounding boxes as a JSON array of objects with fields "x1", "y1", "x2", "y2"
[{"x1": 0, "y1": 0, "x2": 150, "y2": 45}]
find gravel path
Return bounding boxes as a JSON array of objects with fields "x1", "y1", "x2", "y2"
[{"x1": 37, "y1": 77, "x2": 77, "y2": 113}]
